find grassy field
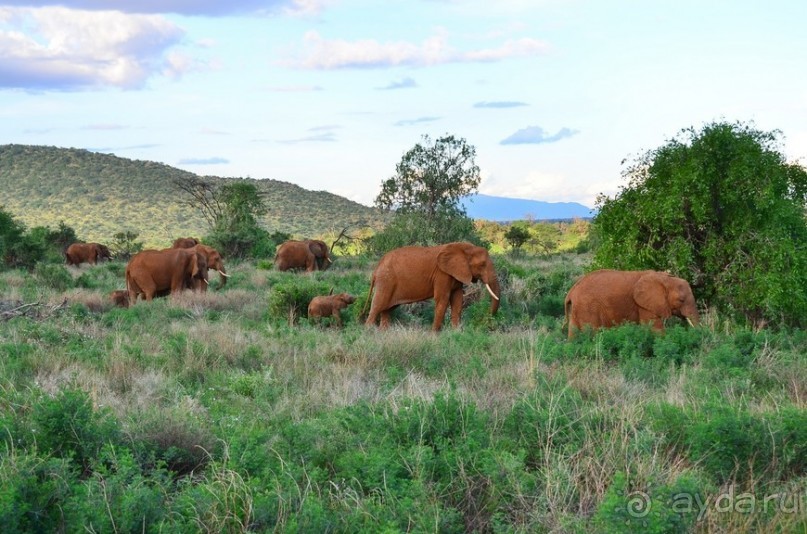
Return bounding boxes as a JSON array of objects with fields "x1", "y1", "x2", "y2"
[{"x1": 0, "y1": 253, "x2": 804, "y2": 532}]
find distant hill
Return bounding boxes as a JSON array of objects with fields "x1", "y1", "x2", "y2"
[
  {"x1": 461, "y1": 194, "x2": 595, "y2": 221},
  {"x1": 0, "y1": 144, "x2": 387, "y2": 248}
]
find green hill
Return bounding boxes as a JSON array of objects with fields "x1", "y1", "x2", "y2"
[{"x1": 0, "y1": 144, "x2": 387, "y2": 248}]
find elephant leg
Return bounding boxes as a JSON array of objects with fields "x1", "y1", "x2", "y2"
[
  {"x1": 332, "y1": 310, "x2": 342, "y2": 328},
  {"x1": 638, "y1": 309, "x2": 665, "y2": 331},
  {"x1": 379, "y1": 311, "x2": 392, "y2": 329},
  {"x1": 433, "y1": 296, "x2": 450, "y2": 331},
  {"x1": 449, "y1": 288, "x2": 464, "y2": 328},
  {"x1": 137, "y1": 278, "x2": 157, "y2": 301}
]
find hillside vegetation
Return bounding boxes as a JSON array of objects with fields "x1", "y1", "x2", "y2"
[{"x1": 0, "y1": 144, "x2": 388, "y2": 247}]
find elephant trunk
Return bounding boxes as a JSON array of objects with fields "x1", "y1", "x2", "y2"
[
  {"x1": 217, "y1": 268, "x2": 228, "y2": 289},
  {"x1": 683, "y1": 303, "x2": 699, "y2": 327}
]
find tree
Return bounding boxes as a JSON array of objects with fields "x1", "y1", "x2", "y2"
[
  {"x1": 174, "y1": 177, "x2": 279, "y2": 259},
  {"x1": 592, "y1": 121, "x2": 807, "y2": 326},
  {"x1": 372, "y1": 134, "x2": 482, "y2": 251},
  {"x1": 504, "y1": 224, "x2": 530, "y2": 254},
  {"x1": 110, "y1": 230, "x2": 144, "y2": 261},
  {"x1": 375, "y1": 134, "x2": 480, "y2": 219}
]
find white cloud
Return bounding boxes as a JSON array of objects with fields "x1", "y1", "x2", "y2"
[
  {"x1": 284, "y1": 30, "x2": 548, "y2": 69},
  {"x1": 500, "y1": 126, "x2": 579, "y2": 145},
  {"x1": 0, "y1": 1, "x2": 298, "y2": 16},
  {"x1": 480, "y1": 170, "x2": 605, "y2": 206},
  {"x1": 0, "y1": 7, "x2": 184, "y2": 89}
]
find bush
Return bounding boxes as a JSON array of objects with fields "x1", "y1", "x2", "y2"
[
  {"x1": 267, "y1": 277, "x2": 331, "y2": 324},
  {"x1": 592, "y1": 121, "x2": 807, "y2": 327},
  {"x1": 593, "y1": 471, "x2": 700, "y2": 533},
  {"x1": 686, "y1": 406, "x2": 772, "y2": 484},
  {"x1": 31, "y1": 388, "x2": 121, "y2": 475},
  {"x1": 368, "y1": 210, "x2": 484, "y2": 255},
  {"x1": 33, "y1": 263, "x2": 73, "y2": 291},
  {"x1": 598, "y1": 323, "x2": 656, "y2": 361},
  {"x1": 130, "y1": 409, "x2": 217, "y2": 477}
]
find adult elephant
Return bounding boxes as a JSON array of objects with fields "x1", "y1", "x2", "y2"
[
  {"x1": 275, "y1": 239, "x2": 332, "y2": 272},
  {"x1": 125, "y1": 248, "x2": 208, "y2": 302},
  {"x1": 65, "y1": 242, "x2": 112, "y2": 266},
  {"x1": 189, "y1": 244, "x2": 229, "y2": 290},
  {"x1": 365, "y1": 241, "x2": 500, "y2": 331},
  {"x1": 172, "y1": 237, "x2": 200, "y2": 249},
  {"x1": 564, "y1": 269, "x2": 699, "y2": 338}
]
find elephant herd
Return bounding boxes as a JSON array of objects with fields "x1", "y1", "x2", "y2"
[{"x1": 66, "y1": 237, "x2": 700, "y2": 336}]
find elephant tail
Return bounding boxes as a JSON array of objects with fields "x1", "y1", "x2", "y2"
[
  {"x1": 359, "y1": 274, "x2": 375, "y2": 320},
  {"x1": 562, "y1": 293, "x2": 572, "y2": 331}
]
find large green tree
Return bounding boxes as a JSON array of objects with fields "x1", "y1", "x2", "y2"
[
  {"x1": 592, "y1": 121, "x2": 807, "y2": 326},
  {"x1": 372, "y1": 134, "x2": 482, "y2": 251},
  {"x1": 175, "y1": 176, "x2": 280, "y2": 259}
]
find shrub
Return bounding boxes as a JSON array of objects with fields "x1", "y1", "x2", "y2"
[
  {"x1": 598, "y1": 323, "x2": 656, "y2": 361},
  {"x1": 267, "y1": 277, "x2": 331, "y2": 324},
  {"x1": 33, "y1": 263, "x2": 73, "y2": 291},
  {"x1": 0, "y1": 453, "x2": 74, "y2": 533},
  {"x1": 31, "y1": 388, "x2": 121, "y2": 475},
  {"x1": 592, "y1": 121, "x2": 807, "y2": 326},
  {"x1": 593, "y1": 471, "x2": 701, "y2": 533},
  {"x1": 130, "y1": 409, "x2": 217, "y2": 477},
  {"x1": 686, "y1": 406, "x2": 772, "y2": 484}
]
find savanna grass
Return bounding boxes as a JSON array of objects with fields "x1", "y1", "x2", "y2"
[{"x1": 0, "y1": 255, "x2": 804, "y2": 532}]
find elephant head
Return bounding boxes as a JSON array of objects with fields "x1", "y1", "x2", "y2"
[
  {"x1": 193, "y1": 244, "x2": 228, "y2": 289},
  {"x1": 634, "y1": 272, "x2": 699, "y2": 326},
  {"x1": 437, "y1": 242, "x2": 500, "y2": 315},
  {"x1": 96, "y1": 244, "x2": 113, "y2": 262},
  {"x1": 307, "y1": 239, "x2": 332, "y2": 270}
]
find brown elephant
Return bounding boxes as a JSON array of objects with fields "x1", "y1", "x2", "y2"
[
  {"x1": 189, "y1": 244, "x2": 229, "y2": 290},
  {"x1": 65, "y1": 242, "x2": 112, "y2": 266},
  {"x1": 125, "y1": 247, "x2": 208, "y2": 302},
  {"x1": 172, "y1": 237, "x2": 200, "y2": 249},
  {"x1": 564, "y1": 269, "x2": 700, "y2": 338},
  {"x1": 109, "y1": 289, "x2": 130, "y2": 308},
  {"x1": 365, "y1": 242, "x2": 500, "y2": 331},
  {"x1": 308, "y1": 292, "x2": 357, "y2": 327},
  {"x1": 275, "y1": 239, "x2": 332, "y2": 272}
]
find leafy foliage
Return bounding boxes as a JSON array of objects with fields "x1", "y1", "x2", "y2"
[
  {"x1": 372, "y1": 134, "x2": 483, "y2": 252},
  {"x1": 592, "y1": 121, "x2": 807, "y2": 326},
  {"x1": 0, "y1": 207, "x2": 80, "y2": 270},
  {"x1": 368, "y1": 207, "x2": 484, "y2": 254},
  {"x1": 375, "y1": 134, "x2": 481, "y2": 218}
]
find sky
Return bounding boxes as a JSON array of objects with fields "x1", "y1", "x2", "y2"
[{"x1": 1, "y1": 0, "x2": 806, "y2": 209}]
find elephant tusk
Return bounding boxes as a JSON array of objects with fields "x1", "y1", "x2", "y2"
[
  {"x1": 686, "y1": 317, "x2": 695, "y2": 327},
  {"x1": 218, "y1": 270, "x2": 230, "y2": 277},
  {"x1": 203, "y1": 278, "x2": 209, "y2": 284},
  {"x1": 485, "y1": 283, "x2": 500, "y2": 301}
]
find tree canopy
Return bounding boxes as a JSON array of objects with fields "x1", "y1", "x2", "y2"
[
  {"x1": 371, "y1": 134, "x2": 482, "y2": 252},
  {"x1": 592, "y1": 121, "x2": 807, "y2": 326},
  {"x1": 375, "y1": 134, "x2": 480, "y2": 219}
]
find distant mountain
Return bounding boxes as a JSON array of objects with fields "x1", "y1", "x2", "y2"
[
  {"x1": 0, "y1": 144, "x2": 387, "y2": 247},
  {"x1": 461, "y1": 194, "x2": 595, "y2": 221}
]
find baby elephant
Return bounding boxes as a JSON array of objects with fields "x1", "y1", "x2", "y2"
[
  {"x1": 110, "y1": 289, "x2": 130, "y2": 308},
  {"x1": 308, "y1": 292, "x2": 356, "y2": 327}
]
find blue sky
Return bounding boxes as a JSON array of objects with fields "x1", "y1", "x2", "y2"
[{"x1": 1, "y1": 1, "x2": 806, "y2": 209}]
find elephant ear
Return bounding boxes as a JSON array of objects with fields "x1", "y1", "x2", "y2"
[
  {"x1": 308, "y1": 241, "x2": 322, "y2": 256},
  {"x1": 634, "y1": 272, "x2": 671, "y2": 318},
  {"x1": 190, "y1": 254, "x2": 199, "y2": 278},
  {"x1": 437, "y1": 243, "x2": 473, "y2": 285}
]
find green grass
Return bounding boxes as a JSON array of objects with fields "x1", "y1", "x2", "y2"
[{"x1": 0, "y1": 253, "x2": 804, "y2": 532}]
